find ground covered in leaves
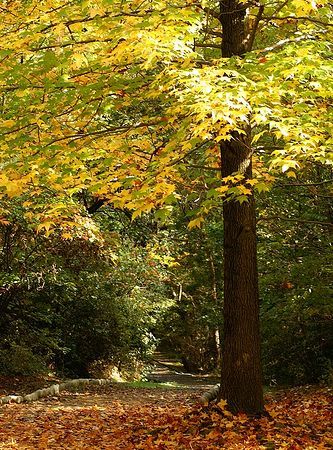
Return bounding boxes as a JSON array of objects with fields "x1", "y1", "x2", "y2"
[{"x1": 0, "y1": 383, "x2": 332, "y2": 449}]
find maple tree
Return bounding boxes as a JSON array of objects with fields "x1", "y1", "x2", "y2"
[{"x1": 0, "y1": 0, "x2": 332, "y2": 414}]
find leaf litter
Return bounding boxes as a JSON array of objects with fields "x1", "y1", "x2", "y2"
[{"x1": 0, "y1": 384, "x2": 332, "y2": 449}]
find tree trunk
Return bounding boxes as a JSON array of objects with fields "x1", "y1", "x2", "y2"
[
  {"x1": 217, "y1": 0, "x2": 264, "y2": 415},
  {"x1": 219, "y1": 138, "x2": 264, "y2": 414},
  {"x1": 207, "y1": 249, "x2": 222, "y2": 366}
]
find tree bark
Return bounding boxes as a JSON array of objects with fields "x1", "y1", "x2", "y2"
[
  {"x1": 219, "y1": 137, "x2": 264, "y2": 414},
  {"x1": 217, "y1": 0, "x2": 264, "y2": 415}
]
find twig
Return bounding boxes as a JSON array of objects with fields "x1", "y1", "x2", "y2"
[
  {"x1": 263, "y1": 15, "x2": 333, "y2": 27},
  {"x1": 257, "y1": 35, "x2": 315, "y2": 54},
  {"x1": 280, "y1": 179, "x2": 333, "y2": 187},
  {"x1": 258, "y1": 216, "x2": 333, "y2": 227},
  {"x1": 194, "y1": 43, "x2": 221, "y2": 49}
]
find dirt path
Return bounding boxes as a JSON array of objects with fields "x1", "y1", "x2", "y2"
[{"x1": 146, "y1": 353, "x2": 220, "y2": 387}]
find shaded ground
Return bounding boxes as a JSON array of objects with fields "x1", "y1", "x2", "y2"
[
  {"x1": 146, "y1": 353, "x2": 220, "y2": 387},
  {"x1": 0, "y1": 357, "x2": 332, "y2": 449},
  {"x1": 0, "y1": 384, "x2": 332, "y2": 449},
  {"x1": 0, "y1": 353, "x2": 219, "y2": 398}
]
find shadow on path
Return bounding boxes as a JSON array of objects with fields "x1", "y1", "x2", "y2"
[{"x1": 146, "y1": 353, "x2": 220, "y2": 388}]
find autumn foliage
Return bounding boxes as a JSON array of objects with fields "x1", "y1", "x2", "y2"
[{"x1": 0, "y1": 385, "x2": 332, "y2": 449}]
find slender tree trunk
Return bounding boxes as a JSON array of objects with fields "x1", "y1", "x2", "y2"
[
  {"x1": 217, "y1": 0, "x2": 264, "y2": 415},
  {"x1": 207, "y1": 249, "x2": 222, "y2": 365}
]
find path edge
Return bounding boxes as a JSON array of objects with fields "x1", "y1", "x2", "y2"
[{"x1": 0, "y1": 378, "x2": 113, "y2": 406}]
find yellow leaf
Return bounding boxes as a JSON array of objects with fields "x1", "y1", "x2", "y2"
[
  {"x1": 61, "y1": 232, "x2": 72, "y2": 240},
  {"x1": 247, "y1": 179, "x2": 258, "y2": 186},
  {"x1": 132, "y1": 209, "x2": 142, "y2": 220},
  {"x1": 217, "y1": 399, "x2": 228, "y2": 410},
  {"x1": 188, "y1": 216, "x2": 204, "y2": 229},
  {"x1": 36, "y1": 221, "x2": 55, "y2": 233},
  {"x1": 238, "y1": 185, "x2": 252, "y2": 195},
  {"x1": 72, "y1": 53, "x2": 87, "y2": 69},
  {"x1": 1, "y1": 120, "x2": 16, "y2": 128},
  {"x1": 6, "y1": 183, "x2": 23, "y2": 197},
  {"x1": 216, "y1": 185, "x2": 229, "y2": 194},
  {"x1": 215, "y1": 134, "x2": 227, "y2": 143}
]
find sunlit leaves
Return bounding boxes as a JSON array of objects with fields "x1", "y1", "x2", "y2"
[{"x1": 0, "y1": 0, "x2": 332, "y2": 230}]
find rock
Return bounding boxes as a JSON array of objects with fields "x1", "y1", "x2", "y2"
[
  {"x1": 200, "y1": 384, "x2": 220, "y2": 405},
  {"x1": 0, "y1": 378, "x2": 112, "y2": 406},
  {"x1": 49, "y1": 384, "x2": 60, "y2": 396},
  {"x1": 24, "y1": 392, "x2": 40, "y2": 402},
  {"x1": 0, "y1": 396, "x2": 11, "y2": 405},
  {"x1": 59, "y1": 382, "x2": 69, "y2": 391}
]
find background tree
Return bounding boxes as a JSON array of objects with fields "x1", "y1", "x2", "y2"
[{"x1": 0, "y1": 202, "x2": 170, "y2": 377}]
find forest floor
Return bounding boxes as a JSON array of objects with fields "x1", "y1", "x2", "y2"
[{"x1": 0, "y1": 359, "x2": 332, "y2": 449}]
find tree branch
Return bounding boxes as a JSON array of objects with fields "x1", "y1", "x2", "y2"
[
  {"x1": 263, "y1": 15, "x2": 333, "y2": 27},
  {"x1": 257, "y1": 35, "x2": 315, "y2": 54},
  {"x1": 244, "y1": 4, "x2": 265, "y2": 52},
  {"x1": 193, "y1": 4, "x2": 221, "y2": 19},
  {"x1": 45, "y1": 121, "x2": 162, "y2": 147},
  {"x1": 206, "y1": 30, "x2": 223, "y2": 38},
  {"x1": 194, "y1": 42, "x2": 221, "y2": 49},
  {"x1": 87, "y1": 198, "x2": 106, "y2": 214},
  {"x1": 186, "y1": 164, "x2": 221, "y2": 171},
  {"x1": 32, "y1": 37, "x2": 114, "y2": 51},
  {"x1": 279, "y1": 179, "x2": 333, "y2": 187},
  {"x1": 258, "y1": 216, "x2": 333, "y2": 227}
]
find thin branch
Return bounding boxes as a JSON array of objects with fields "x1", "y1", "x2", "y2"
[
  {"x1": 186, "y1": 164, "x2": 221, "y2": 171},
  {"x1": 280, "y1": 179, "x2": 333, "y2": 187},
  {"x1": 194, "y1": 42, "x2": 221, "y2": 49},
  {"x1": 0, "y1": 83, "x2": 79, "y2": 93},
  {"x1": 32, "y1": 37, "x2": 114, "y2": 51},
  {"x1": 167, "y1": 142, "x2": 209, "y2": 169},
  {"x1": 270, "y1": 0, "x2": 289, "y2": 18},
  {"x1": 193, "y1": 4, "x2": 221, "y2": 19},
  {"x1": 193, "y1": 2, "x2": 252, "y2": 21},
  {"x1": 257, "y1": 35, "x2": 315, "y2": 53},
  {"x1": 257, "y1": 0, "x2": 288, "y2": 32},
  {"x1": 40, "y1": 12, "x2": 111, "y2": 33},
  {"x1": 45, "y1": 121, "x2": 162, "y2": 147},
  {"x1": 244, "y1": 4, "x2": 265, "y2": 52},
  {"x1": 263, "y1": 15, "x2": 333, "y2": 27},
  {"x1": 0, "y1": 123, "x2": 37, "y2": 137},
  {"x1": 206, "y1": 30, "x2": 223, "y2": 38},
  {"x1": 258, "y1": 216, "x2": 333, "y2": 227}
]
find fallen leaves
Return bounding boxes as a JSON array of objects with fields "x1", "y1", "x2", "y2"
[{"x1": 0, "y1": 385, "x2": 332, "y2": 449}]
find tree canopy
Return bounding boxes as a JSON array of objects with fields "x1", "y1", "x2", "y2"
[{"x1": 0, "y1": 0, "x2": 332, "y2": 231}]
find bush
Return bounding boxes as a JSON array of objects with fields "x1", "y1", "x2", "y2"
[
  {"x1": 261, "y1": 292, "x2": 333, "y2": 385},
  {"x1": 0, "y1": 345, "x2": 47, "y2": 376}
]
